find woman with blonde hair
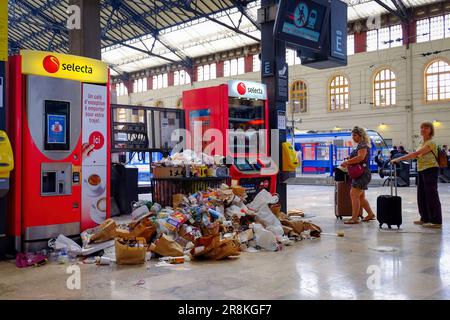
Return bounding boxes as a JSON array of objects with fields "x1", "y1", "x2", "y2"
[
  {"x1": 392, "y1": 122, "x2": 442, "y2": 228},
  {"x1": 340, "y1": 126, "x2": 376, "y2": 224}
]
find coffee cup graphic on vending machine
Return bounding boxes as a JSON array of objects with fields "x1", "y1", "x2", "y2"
[
  {"x1": 84, "y1": 173, "x2": 104, "y2": 194},
  {"x1": 90, "y1": 197, "x2": 107, "y2": 224}
]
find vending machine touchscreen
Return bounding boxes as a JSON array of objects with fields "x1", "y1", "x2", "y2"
[{"x1": 44, "y1": 100, "x2": 70, "y2": 151}]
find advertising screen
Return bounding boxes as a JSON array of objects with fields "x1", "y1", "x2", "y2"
[
  {"x1": 44, "y1": 100, "x2": 70, "y2": 150},
  {"x1": 274, "y1": 0, "x2": 330, "y2": 51},
  {"x1": 47, "y1": 114, "x2": 66, "y2": 144}
]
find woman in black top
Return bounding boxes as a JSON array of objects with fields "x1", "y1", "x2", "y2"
[{"x1": 340, "y1": 127, "x2": 376, "y2": 224}]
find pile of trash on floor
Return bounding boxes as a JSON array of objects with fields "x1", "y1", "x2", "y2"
[{"x1": 17, "y1": 186, "x2": 322, "y2": 268}]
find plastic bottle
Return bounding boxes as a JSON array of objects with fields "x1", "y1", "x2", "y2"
[
  {"x1": 208, "y1": 208, "x2": 221, "y2": 219},
  {"x1": 159, "y1": 256, "x2": 185, "y2": 264},
  {"x1": 202, "y1": 212, "x2": 211, "y2": 226},
  {"x1": 150, "y1": 203, "x2": 162, "y2": 214}
]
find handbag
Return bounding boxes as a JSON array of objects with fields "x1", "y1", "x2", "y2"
[
  {"x1": 348, "y1": 163, "x2": 365, "y2": 179},
  {"x1": 431, "y1": 147, "x2": 448, "y2": 168}
]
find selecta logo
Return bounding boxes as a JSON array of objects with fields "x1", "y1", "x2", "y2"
[
  {"x1": 237, "y1": 82, "x2": 247, "y2": 95},
  {"x1": 236, "y1": 81, "x2": 264, "y2": 96},
  {"x1": 43, "y1": 55, "x2": 60, "y2": 73},
  {"x1": 42, "y1": 55, "x2": 94, "y2": 75}
]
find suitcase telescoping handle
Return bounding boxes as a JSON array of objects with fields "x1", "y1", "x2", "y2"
[{"x1": 390, "y1": 162, "x2": 398, "y2": 196}]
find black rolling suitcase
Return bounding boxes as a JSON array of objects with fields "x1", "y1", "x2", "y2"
[{"x1": 377, "y1": 164, "x2": 402, "y2": 229}]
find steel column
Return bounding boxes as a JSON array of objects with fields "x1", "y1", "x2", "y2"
[{"x1": 260, "y1": 0, "x2": 288, "y2": 212}]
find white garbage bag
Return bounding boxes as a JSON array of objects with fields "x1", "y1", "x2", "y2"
[
  {"x1": 225, "y1": 205, "x2": 246, "y2": 218},
  {"x1": 254, "y1": 205, "x2": 284, "y2": 237},
  {"x1": 247, "y1": 189, "x2": 279, "y2": 212},
  {"x1": 48, "y1": 234, "x2": 82, "y2": 255},
  {"x1": 252, "y1": 223, "x2": 278, "y2": 251}
]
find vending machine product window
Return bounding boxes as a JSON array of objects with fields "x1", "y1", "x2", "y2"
[
  {"x1": 44, "y1": 100, "x2": 70, "y2": 151},
  {"x1": 228, "y1": 98, "x2": 266, "y2": 155}
]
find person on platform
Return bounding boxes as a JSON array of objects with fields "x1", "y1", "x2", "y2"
[
  {"x1": 339, "y1": 126, "x2": 376, "y2": 224},
  {"x1": 398, "y1": 146, "x2": 408, "y2": 155},
  {"x1": 391, "y1": 122, "x2": 442, "y2": 228},
  {"x1": 390, "y1": 146, "x2": 399, "y2": 159}
]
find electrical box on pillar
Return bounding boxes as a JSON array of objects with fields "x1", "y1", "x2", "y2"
[
  {"x1": 0, "y1": 131, "x2": 14, "y2": 197},
  {"x1": 282, "y1": 142, "x2": 299, "y2": 172}
]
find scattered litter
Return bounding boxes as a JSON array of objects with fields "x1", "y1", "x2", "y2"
[
  {"x1": 95, "y1": 256, "x2": 112, "y2": 265},
  {"x1": 81, "y1": 240, "x2": 115, "y2": 256},
  {"x1": 155, "y1": 261, "x2": 177, "y2": 267},
  {"x1": 322, "y1": 231, "x2": 345, "y2": 237},
  {"x1": 83, "y1": 257, "x2": 97, "y2": 264},
  {"x1": 159, "y1": 256, "x2": 188, "y2": 264},
  {"x1": 369, "y1": 246, "x2": 397, "y2": 252},
  {"x1": 133, "y1": 280, "x2": 145, "y2": 286},
  {"x1": 16, "y1": 253, "x2": 47, "y2": 268},
  {"x1": 287, "y1": 209, "x2": 305, "y2": 217},
  {"x1": 35, "y1": 185, "x2": 322, "y2": 269}
]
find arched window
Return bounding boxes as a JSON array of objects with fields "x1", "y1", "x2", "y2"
[
  {"x1": 425, "y1": 59, "x2": 450, "y2": 102},
  {"x1": 373, "y1": 68, "x2": 396, "y2": 107},
  {"x1": 329, "y1": 75, "x2": 349, "y2": 111},
  {"x1": 290, "y1": 80, "x2": 308, "y2": 113}
]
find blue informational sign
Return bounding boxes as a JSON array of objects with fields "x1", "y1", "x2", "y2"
[{"x1": 47, "y1": 114, "x2": 66, "y2": 144}]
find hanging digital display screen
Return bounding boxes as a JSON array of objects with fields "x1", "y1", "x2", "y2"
[{"x1": 274, "y1": 0, "x2": 330, "y2": 51}]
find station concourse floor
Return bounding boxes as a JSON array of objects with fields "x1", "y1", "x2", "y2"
[{"x1": 1, "y1": 184, "x2": 450, "y2": 300}]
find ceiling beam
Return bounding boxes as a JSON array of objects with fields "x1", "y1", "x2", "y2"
[
  {"x1": 13, "y1": 0, "x2": 68, "y2": 31},
  {"x1": 116, "y1": 2, "x2": 193, "y2": 68},
  {"x1": 180, "y1": 2, "x2": 260, "y2": 42},
  {"x1": 374, "y1": 0, "x2": 408, "y2": 22},
  {"x1": 230, "y1": 0, "x2": 260, "y2": 30},
  {"x1": 391, "y1": 0, "x2": 410, "y2": 21},
  {"x1": 109, "y1": 66, "x2": 129, "y2": 82},
  {"x1": 103, "y1": 36, "x2": 179, "y2": 65}
]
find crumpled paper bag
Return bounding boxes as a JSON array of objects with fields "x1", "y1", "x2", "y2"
[{"x1": 150, "y1": 234, "x2": 184, "y2": 257}]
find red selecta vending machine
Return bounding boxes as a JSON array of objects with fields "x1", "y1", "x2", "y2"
[
  {"x1": 7, "y1": 50, "x2": 110, "y2": 252},
  {"x1": 183, "y1": 80, "x2": 277, "y2": 201}
]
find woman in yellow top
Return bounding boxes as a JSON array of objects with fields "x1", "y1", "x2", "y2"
[{"x1": 391, "y1": 122, "x2": 442, "y2": 228}]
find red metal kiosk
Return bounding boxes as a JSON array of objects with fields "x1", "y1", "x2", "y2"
[
  {"x1": 7, "y1": 50, "x2": 110, "y2": 252},
  {"x1": 183, "y1": 80, "x2": 277, "y2": 201}
]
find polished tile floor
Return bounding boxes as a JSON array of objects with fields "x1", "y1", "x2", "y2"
[{"x1": 1, "y1": 184, "x2": 450, "y2": 300}]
